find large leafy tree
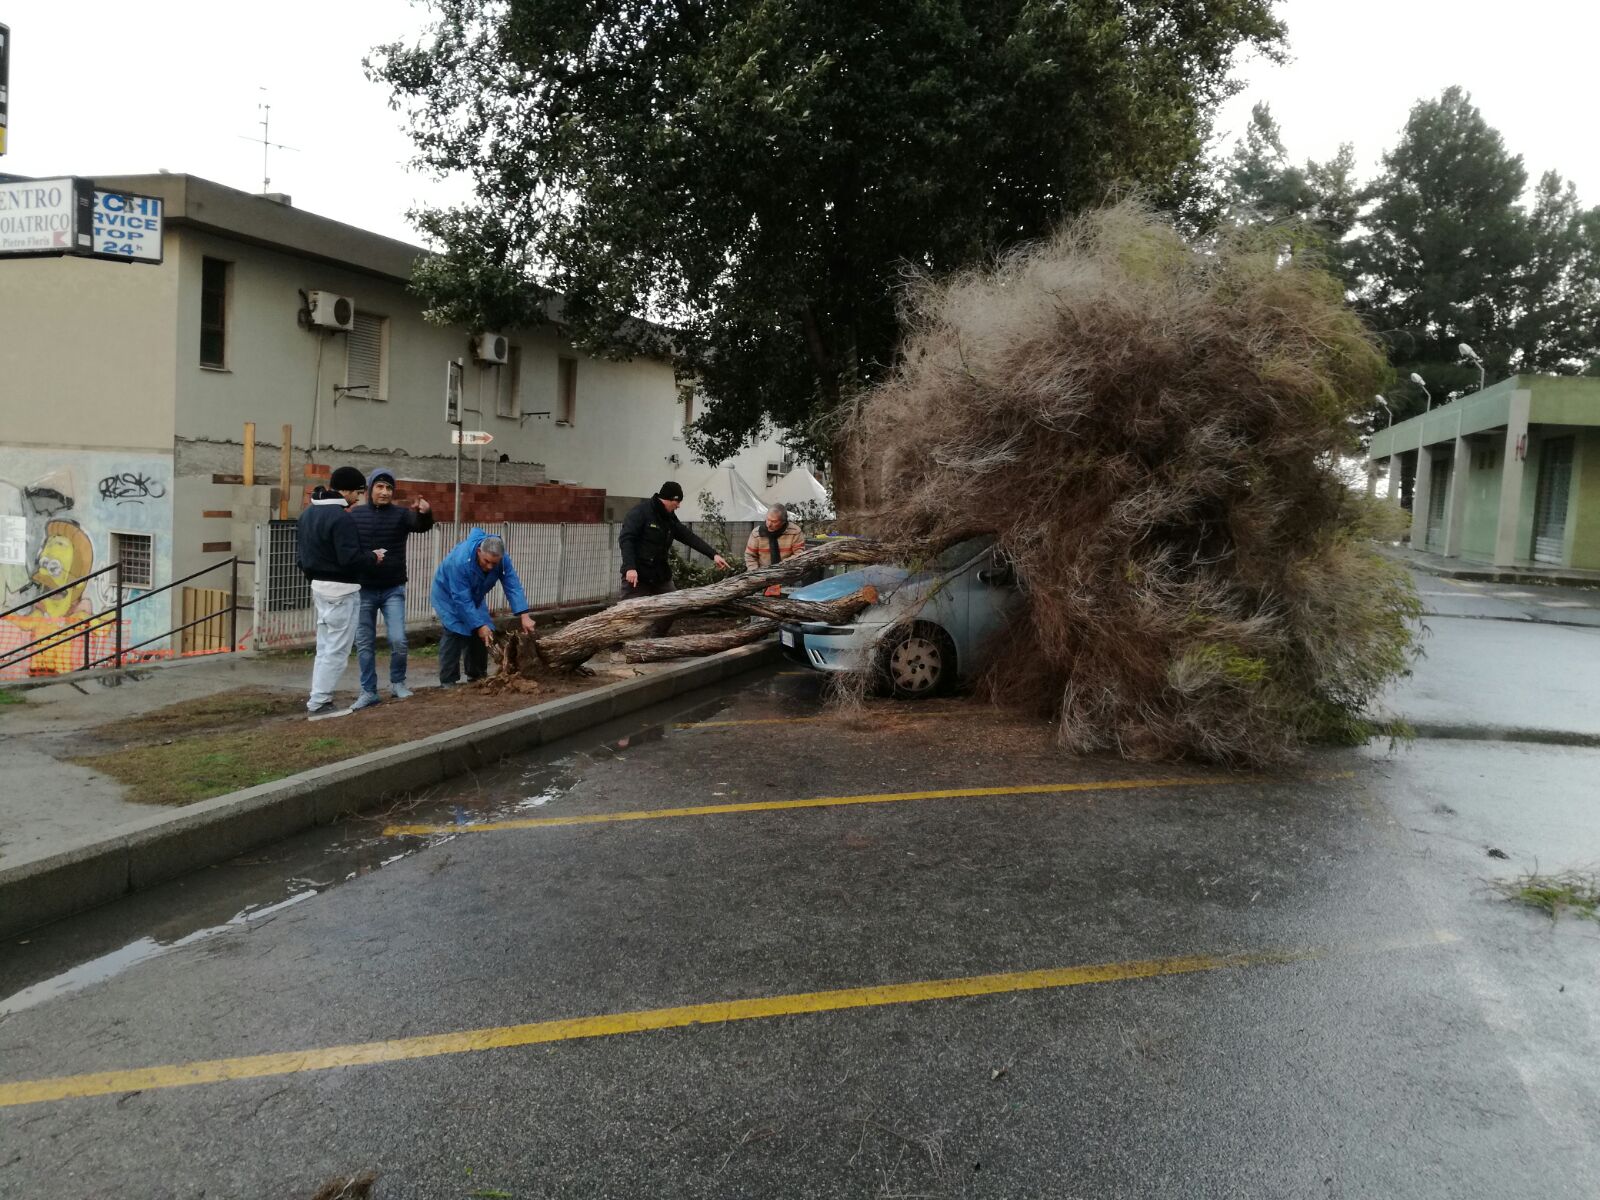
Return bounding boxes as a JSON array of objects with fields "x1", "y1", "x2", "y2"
[{"x1": 371, "y1": 0, "x2": 1284, "y2": 471}]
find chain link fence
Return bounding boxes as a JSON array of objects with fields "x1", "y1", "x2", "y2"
[{"x1": 253, "y1": 521, "x2": 626, "y2": 650}]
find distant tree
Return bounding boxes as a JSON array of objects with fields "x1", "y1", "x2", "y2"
[
  {"x1": 1348, "y1": 87, "x2": 1530, "y2": 415},
  {"x1": 370, "y1": 0, "x2": 1284, "y2": 492},
  {"x1": 1509, "y1": 171, "x2": 1600, "y2": 373},
  {"x1": 1218, "y1": 103, "x2": 1357, "y2": 282}
]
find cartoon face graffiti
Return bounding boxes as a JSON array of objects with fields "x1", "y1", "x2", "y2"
[{"x1": 31, "y1": 521, "x2": 94, "y2": 618}]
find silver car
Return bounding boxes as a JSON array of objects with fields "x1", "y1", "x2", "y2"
[{"x1": 778, "y1": 536, "x2": 1022, "y2": 697}]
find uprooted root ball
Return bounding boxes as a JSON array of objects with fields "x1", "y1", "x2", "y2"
[{"x1": 843, "y1": 202, "x2": 1420, "y2": 766}]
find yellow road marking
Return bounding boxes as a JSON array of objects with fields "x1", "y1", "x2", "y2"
[
  {"x1": 384, "y1": 774, "x2": 1307, "y2": 837},
  {"x1": 0, "y1": 930, "x2": 1456, "y2": 1109}
]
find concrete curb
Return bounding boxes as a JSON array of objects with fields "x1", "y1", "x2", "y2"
[
  {"x1": 0, "y1": 642, "x2": 779, "y2": 939},
  {"x1": 1377, "y1": 544, "x2": 1600, "y2": 589}
]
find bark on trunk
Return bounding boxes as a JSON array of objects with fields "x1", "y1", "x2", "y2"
[
  {"x1": 621, "y1": 621, "x2": 780, "y2": 663},
  {"x1": 719, "y1": 586, "x2": 879, "y2": 624}
]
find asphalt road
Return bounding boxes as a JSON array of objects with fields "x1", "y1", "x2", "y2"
[{"x1": 2, "y1": 659, "x2": 1598, "y2": 1198}]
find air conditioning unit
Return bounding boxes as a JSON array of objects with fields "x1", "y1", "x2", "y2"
[
  {"x1": 473, "y1": 332, "x2": 510, "y2": 364},
  {"x1": 307, "y1": 291, "x2": 355, "y2": 331}
]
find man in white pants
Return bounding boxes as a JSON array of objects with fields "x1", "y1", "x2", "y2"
[{"x1": 296, "y1": 466, "x2": 384, "y2": 717}]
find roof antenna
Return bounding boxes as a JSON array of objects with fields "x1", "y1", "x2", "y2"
[{"x1": 239, "y1": 87, "x2": 298, "y2": 194}]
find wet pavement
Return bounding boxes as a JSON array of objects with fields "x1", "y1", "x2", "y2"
[{"x1": 1, "y1": 649, "x2": 1598, "y2": 1197}]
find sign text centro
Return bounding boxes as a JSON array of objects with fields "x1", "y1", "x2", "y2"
[
  {"x1": 93, "y1": 191, "x2": 163, "y2": 262},
  {"x1": 0, "y1": 178, "x2": 74, "y2": 253}
]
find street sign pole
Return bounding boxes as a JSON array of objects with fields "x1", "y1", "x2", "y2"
[{"x1": 446, "y1": 358, "x2": 465, "y2": 525}]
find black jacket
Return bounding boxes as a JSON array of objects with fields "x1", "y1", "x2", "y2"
[
  {"x1": 618, "y1": 496, "x2": 718, "y2": 584},
  {"x1": 296, "y1": 493, "x2": 378, "y2": 584},
  {"x1": 348, "y1": 501, "x2": 435, "y2": 588}
]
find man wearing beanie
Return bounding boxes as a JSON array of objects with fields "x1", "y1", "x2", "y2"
[
  {"x1": 616, "y1": 481, "x2": 730, "y2": 635},
  {"x1": 347, "y1": 467, "x2": 434, "y2": 709},
  {"x1": 296, "y1": 466, "x2": 384, "y2": 717}
]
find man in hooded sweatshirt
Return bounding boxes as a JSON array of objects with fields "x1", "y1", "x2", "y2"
[
  {"x1": 297, "y1": 466, "x2": 385, "y2": 717},
  {"x1": 430, "y1": 528, "x2": 537, "y2": 685},
  {"x1": 348, "y1": 467, "x2": 434, "y2": 708}
]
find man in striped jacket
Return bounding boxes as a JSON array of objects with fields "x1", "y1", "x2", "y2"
[{"x1": 744, "y1": 504, "x2": 807, "y2": 595}]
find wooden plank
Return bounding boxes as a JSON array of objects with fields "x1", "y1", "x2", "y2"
[
  {"x1": 201, "y1": 541, "x2": 232, "y2": 553},
  {"x1": 242, "y1": 422, "x2": 256, "y2": 490},
  {"x1": 280, "y1": 425, "x2": 292, "y2": 519},
  {"x1": 201, "y1": 510, "x2": 233, "y2": 519}
]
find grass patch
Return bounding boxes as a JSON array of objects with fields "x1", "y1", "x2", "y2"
[
  {"x1": 0, "y1": 689, "x2": 25, "y2": 707},
  {"x1": 1493, "y1": 870, "x2": 1600, "y2": 923},
  {"x1": 94, "y1": 688, "x2": 306, "y2": 741},
  {"x1": 72, "y1": 725, "x2": 393, "y2": 805}
]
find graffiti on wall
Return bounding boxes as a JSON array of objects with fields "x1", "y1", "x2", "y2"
[{"x1": 0, "y1": 453, "x2": 172, "y2": 679}]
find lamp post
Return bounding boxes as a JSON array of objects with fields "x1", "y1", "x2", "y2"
[
  {"x1": 1458, "y1": 342, "x2": 1485, "y2": 393},
  {"x1": 1375, "y1": 394, "x2": 1392, "y2": 427},
  {"x1": 1410, "y1": 372, "x2": 1432, "y2": 411}
]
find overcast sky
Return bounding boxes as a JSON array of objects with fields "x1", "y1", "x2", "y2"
[{"x1": 4, "y1": 0, "x2": 1596, "y2": 247}]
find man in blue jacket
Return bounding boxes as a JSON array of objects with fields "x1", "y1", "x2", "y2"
[
  {"x1": 296, "y1": 466, "x2": 385, "y2": 717},
  {"x1": 348, "y1": 467, "x2": 434, "y2": 708},
  {"x1": 430, "y1": 528, "x2": 537, "y2": 685}
]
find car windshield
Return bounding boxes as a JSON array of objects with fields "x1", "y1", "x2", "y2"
[{"x1": 931, "y1": 535, "x2": 995, "y2": 570}]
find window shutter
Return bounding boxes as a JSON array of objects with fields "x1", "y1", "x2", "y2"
[{"x1": 347, "y1": 313, "x2": 386, "y2": 399}]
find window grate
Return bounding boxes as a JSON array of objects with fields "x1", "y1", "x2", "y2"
[
  {"x1": 200, "y1": 257, "x2": 229, "y2": 367},
  {"x1": 112, "y1": 532, "x2": 154, "y2": 588}
]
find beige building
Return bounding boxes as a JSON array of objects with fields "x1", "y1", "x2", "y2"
[{"x1": 0, "y1": 172, "x2": 797, "y2": 668}]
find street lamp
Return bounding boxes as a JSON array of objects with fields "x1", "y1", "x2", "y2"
[
  {"x1": 1375, "y1": 394, "x2": 1392, "y2": 427},
  {"x1": 1458, "y1": 342, "x2": 1486, "y2": 393},
  {"x1": 1410, "y1": 372, "x2": 1432, "y2": 411}
]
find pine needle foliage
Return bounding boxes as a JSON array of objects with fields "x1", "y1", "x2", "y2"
[{"x1": 845, "y1": 203, "x2": 1421, "y2": 766}]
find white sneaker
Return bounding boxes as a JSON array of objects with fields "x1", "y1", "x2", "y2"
[
  {"x1": 391, "y1": 683, "x2": 414, "y2": 700},
  {"x1": 350, "y1": 692, "x2": 382, "y2": 711}
]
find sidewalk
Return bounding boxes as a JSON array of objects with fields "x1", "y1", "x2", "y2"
[
  {"x1": 1379, "y1": 543, "x2": 1600, "y2": 588},
  {"x1": 0, "y1": 640, "x2": 780, "y2": 936}
]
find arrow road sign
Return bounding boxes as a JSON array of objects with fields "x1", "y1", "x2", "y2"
[{"x1": 452, "y1": 430, "x2": 494, "y2": 445}]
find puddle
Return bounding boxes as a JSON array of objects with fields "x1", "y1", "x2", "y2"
[
  {"x1": 0, "y1": 891, "x2": 317, "y2": 1017},
  {"x1": 0, "y1": 675, "x2": 771, "y2": 1013}
]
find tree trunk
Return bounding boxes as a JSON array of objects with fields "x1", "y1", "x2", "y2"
[
  {"x1": 532, "y1": 538, "x2": 892, "y2": 668},
  {"x1": 622, "y1": 621, "x2": 780, "y2": 663},
  {"x1": 719, "y1": 585, "x2": 879, "y2": 624}
]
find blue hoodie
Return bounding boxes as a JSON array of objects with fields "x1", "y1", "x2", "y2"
[{"x1": 430, "y1": 527, "x2": 531, "y2": 635}]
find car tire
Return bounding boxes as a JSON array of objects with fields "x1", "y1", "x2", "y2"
[{"x1": 878, "y1": 622, "x2": 955, "y2": 699}]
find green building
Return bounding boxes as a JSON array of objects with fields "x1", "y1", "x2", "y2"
[{"x1": 1366, "y1": 375, "x2": 1600, "y2": 569}]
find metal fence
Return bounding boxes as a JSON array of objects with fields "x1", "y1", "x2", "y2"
[{"x1": 253, "y1": 520, "x2": 758, "y2": 650}]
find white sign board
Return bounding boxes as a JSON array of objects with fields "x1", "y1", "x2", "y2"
[
  {"x1": 0, "y1": 177, "x2": 75, "y2": 254},
  {"x1": 452, "y1": 430, "x2": 494, "y2": 445},
  {"x1": 0, "y1": 515, "x2": 26, "y2": 566},
  {"x1": 92, "y1": 190, "x2": 163, "y2": 262}
]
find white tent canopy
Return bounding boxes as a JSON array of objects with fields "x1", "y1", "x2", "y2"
[
  {"x1": 764, "y1": 465, "x2": 831, "y2": 512},
  {"x1": 674, "y1": 465, "x2": 771, "y2": 522}
]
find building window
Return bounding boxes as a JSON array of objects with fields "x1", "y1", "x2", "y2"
[
  {"x1": 199, "y1": 257, "x2": 230, "y2": 368},
  {"x1": 495, "y1": 346, "x2": 522, "y2": 418},
  {"x1": 676, "y1": 385, "x2": 695, "y2": 439},
  {"x1": 346, "y1": 312, "x2": 388, "y2": 401},
  {"x1": 557, "y1": 356, "x2": 577, "y2": 425},
  {"x1": 111, "y1": 532, "x2": 154, "y2": 588},
  {"x1": 766, "y1": 454, "x2": 795, "y2": 487}
]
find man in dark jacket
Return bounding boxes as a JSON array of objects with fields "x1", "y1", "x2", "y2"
[
  {"x1": 617, "y1": 481, "x2": 729, "y2": 635},
  {"x1": 296, "y1": 466, "x2": 384, "y2": 718},
  {"x1": 348, "y1": 467, "x2": 435, "y2": 708}
]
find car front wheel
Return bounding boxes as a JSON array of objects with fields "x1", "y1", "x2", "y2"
[{"x1": 879, "y1": 623, "x2": 955, "y2": 699}]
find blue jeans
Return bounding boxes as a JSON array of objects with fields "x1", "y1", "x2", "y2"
[{"x1": 355, "y1": 584, "x2": 408, "y2": 696}]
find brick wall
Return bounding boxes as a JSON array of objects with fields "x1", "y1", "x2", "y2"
[{"x1": 303, "y1": 466, "x2": 604, "y2": 523}]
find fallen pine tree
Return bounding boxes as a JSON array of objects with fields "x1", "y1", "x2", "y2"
[{"x1": 836, "y1": 202, "x2": 1420, "y2": 766}]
